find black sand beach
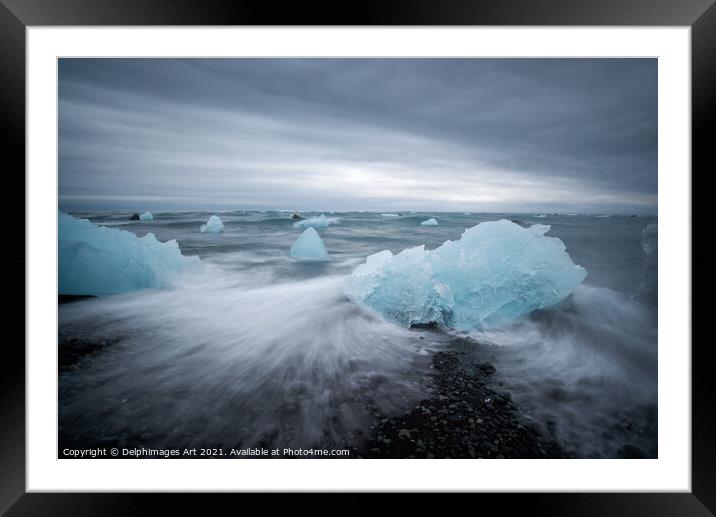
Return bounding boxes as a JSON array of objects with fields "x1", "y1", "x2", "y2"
[{"x1": 59, "y1": 331, "x2": 564, "y2": 459}]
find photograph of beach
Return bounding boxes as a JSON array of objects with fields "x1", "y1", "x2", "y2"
[{"x1": 58, "y1": 58, "x2": 658, "y2": 459}]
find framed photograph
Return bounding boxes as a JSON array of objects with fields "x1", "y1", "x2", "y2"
[{"x1": 4, "y1": 0, "x2": 711, "y2": 513}]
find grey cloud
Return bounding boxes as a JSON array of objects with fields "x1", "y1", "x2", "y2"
[{"x1": 59, "y1": 58, "x2": 657, "y2": 213}]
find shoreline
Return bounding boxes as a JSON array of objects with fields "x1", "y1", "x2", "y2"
[
  {"x1": 352, "y1": 343, "x2": 565, "y2": 459},
  {"x1": 58, "y1": 333, "x2": 564, "y2": 459}
]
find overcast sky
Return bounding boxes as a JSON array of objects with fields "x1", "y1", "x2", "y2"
[{"x1": 58, "y1": 58, "x2": 657, "y2": 213}]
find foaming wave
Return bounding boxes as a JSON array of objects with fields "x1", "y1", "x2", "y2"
[
  {"x1": 59, "y1": 269, "x2": 430, "y2": 449},
  {"x1": 456, "y1": 285, "x2": 657, "y2": 457}
]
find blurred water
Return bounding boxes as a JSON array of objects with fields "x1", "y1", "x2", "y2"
[{"x1": 59, "y1": 210, "x2": 657, "y2": 457}]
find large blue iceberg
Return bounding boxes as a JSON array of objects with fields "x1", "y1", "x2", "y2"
[
  {"x1": 290, "y1": 227, "x2": 330, "y2": 261},
  {"x1": 59, "y1": 212, "x2": 200, "y2": 295},
  {"x1": 293, "y1": 214, "x2": 334, "y2": 229},
  {"x1": 200, "y1": 214, "x2": 224, "y2": 233},
  {"x1": 343, "y1": 219, "x2": 587, "y2": 330}
]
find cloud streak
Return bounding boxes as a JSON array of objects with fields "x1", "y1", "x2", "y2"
[{"x1": 59, "y1": 58, "x2": 657, "y2": 213}]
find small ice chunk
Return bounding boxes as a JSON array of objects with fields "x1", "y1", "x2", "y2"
[
  {"x1": 139, "y1": 211, "x2": 154, "y2": 221},
  {"x1": 290, "y1": 227, "x2": 330, "y2": 261},
  {"x1": 381, "y1": 213, "x2": 400, "y2": 218},
  {"x1": 200, "y1": 214, "x2": 224, "y2": 233},
  {"x1": 344, "y1": 219, "x2": 587, "y2": 330},
  {"x1": 58, "y1": 212, "x2": 200, "y2": 295},
  {"x1": 420, "y1": 218, "x2": 438, "y2": 226},
  {"x1": 294, "y1": 214, "x2": 335, "y2": 229}
]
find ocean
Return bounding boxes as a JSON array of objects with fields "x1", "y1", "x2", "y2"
[{"x1": 58, "y1": 210, "x2": 658, "y2": 458}]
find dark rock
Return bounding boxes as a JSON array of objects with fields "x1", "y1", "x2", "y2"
[
  {"x1": 130, "y1": 212, "x2": 140, "y2": 220},
  {"x1": 409, "y1": 321, "x2": 441, "y2": 330},
  {"x1": 59, "y1": 338, "x2": 107, "y2": 371},
  {"x1": 482, "y1": 441, "x2": 498, "y2": 453},
  {"x1": 58, "y1": 294, "x2": 96, "y2": 304},
  {"x1": 618, "y1": 444, "x2": 647, "y2": 458},
  {"x1": 353, "y1": 347, "x2": 565, "y2": 459},
  {"x1": 290, "y1": 212, "x2": 304, "y2": 220},
  {"x1": 478, "y1": 363, "x2": 497, "y2": 375},
  {"x1": 497, "y1": 391, "x2": 513, "y2": 402}
]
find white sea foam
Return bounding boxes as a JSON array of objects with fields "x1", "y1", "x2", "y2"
[
  {"x1": 458, "y1": 284, "x2": 657, "y2": 457},
  {"x1": 59, "y1": 271, "x2": 430, "y2": 448},
  {"x1": 293, "y1": 214, "x2": 339, "y2": 229}
]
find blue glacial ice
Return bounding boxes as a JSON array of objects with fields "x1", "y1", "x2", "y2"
[
  {"x1": 420, "y1": 218, "x2": 438, "y2": 226},
  {"x1": 200, "y1": 214, "x2": 224, "y2": 233},
  {"x1": 343, "y1": 219, "x2": 587, "y2": 330},
  {"x1": 293, "y1": 214, "x2": 335, "y2": 229},
  {"x1": 59, "y1": 212, "x2": 201, "y2": 295},
  {"x1": 139, "y1": 211, "x2": 154, "y2": 221},
  {"x1": 290, "y1": 227, "x2": 330, "y2": 261}
]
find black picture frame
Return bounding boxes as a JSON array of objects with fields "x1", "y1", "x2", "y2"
[{"x1": 2, "y1": 0, "x2": 710, "y2": 514}]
